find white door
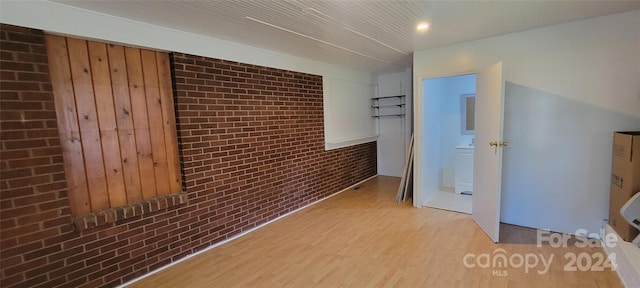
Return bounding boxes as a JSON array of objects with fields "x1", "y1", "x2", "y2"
[{"x1": 472, "y1": 62, "x2": 505, "y2": 243}]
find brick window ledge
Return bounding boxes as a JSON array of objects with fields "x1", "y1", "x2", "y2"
[{"x1": 73, "y1": 193, "x2": 188, "y2": 232}]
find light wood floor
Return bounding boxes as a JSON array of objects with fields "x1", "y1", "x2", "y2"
[{"x1": 129, "y1": 176, "x2": 622, "y2": 288}]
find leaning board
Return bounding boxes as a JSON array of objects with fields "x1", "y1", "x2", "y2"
[{"x1": 396, "y1": 133, "x2": 414, "y2": 203}]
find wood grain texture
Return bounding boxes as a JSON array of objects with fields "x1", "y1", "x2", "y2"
[
  {"x1": 155, "y1": 52, "x2": 182, "y2": 194},
  {"x1": 107, "y1": 44, "x2": 143, "y2": 204},
  {"x1": 67, "y1": 38, "x2": 110, "y2": 212},
  {"x1": 140, "y1": 50, "x2": 170, "y2": 196},
  {"x1": 88, "y1": 41, "x2": 127, "y2": 208},
  {"x1": 45, "y1": 35, "x2": 91, "y2": 216},
  {"x1": 128, "y1": 176, "x2": 623, "y2": 288},
  {"x1": 124, "y1": 47, "x2": 157, "y2": 200},
  {"x1": 48, "y1": 36, "x2": 180, "y2": 212}
]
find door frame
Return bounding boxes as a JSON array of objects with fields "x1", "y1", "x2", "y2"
[{"x1": 413, "y1": 71, "x2": 476, "y2": 208}]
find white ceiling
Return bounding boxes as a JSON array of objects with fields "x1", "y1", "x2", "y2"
[{"x1": 54, "y1": 0, "x2": 640, "y2": 73}]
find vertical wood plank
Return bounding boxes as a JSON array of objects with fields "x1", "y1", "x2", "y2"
[
  {"x1": 125, "y1": 47, "x2": 157, "y2": 200},
  {"x1": 45, "y1": 35, "x2": 91, "y2": 216},
  {"x1": 156, "y1": 52, "x2": 182, "y2": 193},
  {"x1": 66, "y1": 38, "x2": 110, "y2": 212},
  {"x1": 107, "y1": 44, "x2": 143, "y2": 204},
  {"x1": 141, "y1": 50, "x2": 171, "y2": 196},
  {"x1": 88, "y1": 41, "x2": 127, "y2": 208}
]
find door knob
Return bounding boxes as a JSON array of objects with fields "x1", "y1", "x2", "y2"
[{"x1": 489, "y1": 141, "x2": 507, "y2": 154}]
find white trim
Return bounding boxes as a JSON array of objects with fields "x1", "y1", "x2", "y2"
[
  {"x1": 602, "y1": 224, "x2": 640, "y2": 288},
  {"x1": 325, "y1": 135, "x2": 379, "y2": 150},
  {"x1": 412, "y1": 74, "x2": 424, "y2": 208},
  {"x1": 118, "y1": 174, "x2": 379, "y2": 288}
]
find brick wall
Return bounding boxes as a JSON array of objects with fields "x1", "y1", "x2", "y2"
[{"x1": 0, "y1": 24, "x2": 377, "y2": 288}]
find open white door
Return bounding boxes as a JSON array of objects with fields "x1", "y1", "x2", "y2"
[{"x1": 472, "y1": 62, "x2": 505, "y2": 243}]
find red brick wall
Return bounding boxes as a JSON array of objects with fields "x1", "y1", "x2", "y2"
[{"x1": 0, "y1": 24, "x2": 376, "y2": 288}]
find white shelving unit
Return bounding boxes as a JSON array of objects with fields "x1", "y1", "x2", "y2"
[{"x1": 371, "y1": 95, "x2": 405, "y2": 117}]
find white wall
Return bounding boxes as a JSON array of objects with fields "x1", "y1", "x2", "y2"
[
  {"x1": 422, "y1": 78, "x2": 445, "y2": 202},
  {"x1": 0, "y1": 0, "x2": 377, "y2": 151},
  {"x1": 414, "y1": 10, "x2": 640, "y2": 235},
  {"x1": 438, "y1": 75, "x2": 476, "y2": 188},
  {"x1": 376, "y1": 71, "x2": 412, "y2": 176},
  {"x1": 324, "y1": 79, "x2": 378, "y2": 150}
]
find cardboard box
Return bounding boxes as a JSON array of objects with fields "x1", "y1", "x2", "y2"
[{"x1": 609, "y1": 131, "x2": 640, "y2": 242}]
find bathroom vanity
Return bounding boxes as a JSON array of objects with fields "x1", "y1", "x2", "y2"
[{"x1": 455, "y1": 145, "x2": 474, "y2": 194}]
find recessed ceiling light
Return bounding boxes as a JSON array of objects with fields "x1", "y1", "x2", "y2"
[{"x1": 416, "y1": 22, "x2": 430, "y2": 31}]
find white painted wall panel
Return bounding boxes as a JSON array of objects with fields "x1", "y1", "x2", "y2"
[
  {"x1": 377, "y1": 72, "x2": 405, "y2": 177},
  {"x1": 325, "y1": 79, "x2": 377, "y2": 148}
]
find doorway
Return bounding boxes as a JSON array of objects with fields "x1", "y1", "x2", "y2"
[
  {"x1": 421, "y1": 74, "x2": 476, "y2": 214},
  {"x1": 415, "y1": 62, "x2": 505, "y2": 242}
]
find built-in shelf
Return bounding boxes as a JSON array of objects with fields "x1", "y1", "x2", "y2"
[
  {"x1": 371, "y1": 103, "x2": 405, "y2": 108},
  {"x1": 373, "y1": 95, "x2": 405, "y2": 100},
  {"x1": 371, "y1": 95, "x2": 405, "y2": 118},
  {"x1": 372, "y1": 113, "x2": 405, "y2": 117}
]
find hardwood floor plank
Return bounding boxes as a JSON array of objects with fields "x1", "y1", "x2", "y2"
[{"x1": 128, "y1": 176, "x2": 622, "y2": 288}]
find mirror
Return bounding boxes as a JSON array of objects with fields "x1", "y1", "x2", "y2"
[{"x1": 461, "y1": 93, "x2": 475, "y2": 134}]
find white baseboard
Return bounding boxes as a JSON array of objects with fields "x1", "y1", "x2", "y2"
[
  {"x1": 118, "y1": 174, "x2": 378, "y2": 287},
  {"x1": 602, "y1": 224, "x2": 640, "y2": 288}
]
